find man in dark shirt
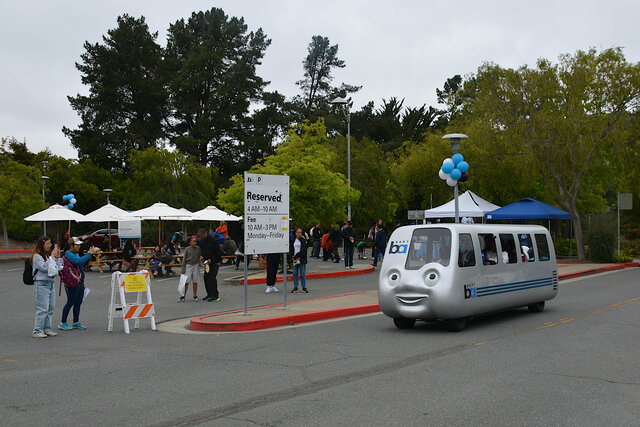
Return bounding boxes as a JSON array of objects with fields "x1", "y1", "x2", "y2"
[
  {"x1": 197, "y1": 229, "x2": 222, "y2": 302},
  {"x1": 329, "y1": 225, "x2": 342, "y2": 264},
  {"x1": 341, "y1": 220, "x2": 357, "y2": 269}
]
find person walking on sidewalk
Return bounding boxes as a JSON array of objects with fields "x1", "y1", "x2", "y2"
[
  {"x1": 179, "y1": 236, "x2": 202, "y2": 302},
  {"x1": 310, "y1": 223, "x2": 322, "y2": 258},
  {"x1": 59, "y1": 237, "x2": 96, "y2": 331},
  {"x1": 31, "y1": 236, "x2": 63, "y2": 338},
  {"x1": 265, "y1": 252, "x2": 281, "y2": 293},
  {"x1": 290, "y1": 227, "x2": 308, "y2": 293},
  {"x1": 329, "y1": 225, "x2": 342, "y2": 264},
  {"x1": 198, "y1": 229, "x2": 222, "y2": 302},
  {"x1": 342, "y1": 220, "x2": 357, "y2": 269},
  {"x1": 372, "y1": 224, "x2": 387, "y2": 267}
]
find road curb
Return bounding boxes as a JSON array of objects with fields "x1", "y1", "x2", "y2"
[
  {"x1": 557, "y1": 262, "x2": 638, "y2": 280},
  {"x1": 188, "y1": 262, "x2": 638, "y2": 332},
  {"x1": 223, "y1": 264, "x2": 375, "y2": 286},
  {"x1": 190, "y1": 291, "x2": 380, "y2": 331}
]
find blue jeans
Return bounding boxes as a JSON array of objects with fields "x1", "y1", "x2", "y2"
[
  {"x1": 62, "y1": 283, "x2": 85, "y2": 324},
  {"x1": 344, "y1": 246, "x2": 354, "y2": 267},
  {"x1": 293, "y1": 263, "x2": 306, "y2": 289},
  {"x1": 149, "y1": 260, "x2": 161, "y2": 273},
  {"x1": 33, "y1": 280, "x2": 56, "y2": 333},
  {"x1": 373, "y1": 248, "x2": 384, "y2": 266}
]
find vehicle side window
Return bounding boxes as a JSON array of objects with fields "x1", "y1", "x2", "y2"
[
  {"x1": 499, "y1": 234, "x2": 518, "y2": 264},
  {"x1": 458, "y1": 233, "x2": 476, "y2": 267},
  {"x1": 478, "y1": 233, "x2": 498, "y2": 265},
  {"x1": 518, "y1": 233, "x2": 536, "y2": 262},
  {"x1": 535, "y1": 234, "x2": 551, "y2": 261}
]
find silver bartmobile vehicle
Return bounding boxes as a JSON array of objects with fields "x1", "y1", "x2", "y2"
[{"x1": 378, "y1": 224, "x2": 558, "y2": 331}]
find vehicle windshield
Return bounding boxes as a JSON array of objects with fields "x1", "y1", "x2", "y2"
[{"x1": 405, "y1": 228, "x2": 452, "y2": 269}]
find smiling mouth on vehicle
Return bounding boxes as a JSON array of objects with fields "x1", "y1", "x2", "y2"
[{"x1": 396, "y1": 295, "x2": 428, "y2": 304}]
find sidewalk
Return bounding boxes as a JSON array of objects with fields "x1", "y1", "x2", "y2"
[
  {"x1": 190, "y1": 262, "x2": 640, "y2": 332},
  {"x1": 222, "y1": 262, "x2": 374, "y2": 286}
]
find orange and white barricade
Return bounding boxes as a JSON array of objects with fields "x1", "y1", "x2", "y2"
[{"x1": 108, "y1": 271, "x2": 157, "y2": 333}]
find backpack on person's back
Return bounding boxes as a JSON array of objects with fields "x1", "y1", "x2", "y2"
[
  {"x1": 59, "y1": 256, "x2": 81, "y2": 288},
  {"x1": 23, "y1": 258, "x2": 35, "y2": 285}
]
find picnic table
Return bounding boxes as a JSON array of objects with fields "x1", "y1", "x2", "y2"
[{"x1": 86, "y1": 250, "x2": 123, "y2": 273}]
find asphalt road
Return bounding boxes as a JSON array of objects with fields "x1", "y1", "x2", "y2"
[{"x1": 1, "y1": 259, "x2": 638, "y2": 426}]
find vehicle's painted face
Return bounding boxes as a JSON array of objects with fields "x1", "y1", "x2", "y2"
[{"x1": 378, "y1": 227, "x2": 452, "y2": 320}]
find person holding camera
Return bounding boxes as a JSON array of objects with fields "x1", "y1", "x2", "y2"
[
  {"x1": 30, "y1": 236, "x2": 63, "y2": 338},
  {"x1": 58, "y1": 237, "x2": 97, "y2": 331}
]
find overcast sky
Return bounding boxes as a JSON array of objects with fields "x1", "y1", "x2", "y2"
[{"x1": 1, "y1": 0, "x2": 638, "y2": 159}]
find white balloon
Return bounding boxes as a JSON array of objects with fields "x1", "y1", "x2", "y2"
[
  {"x1": 442, "y1": 158, "x2": 454, "y2": 166},
  {"x1": 438, "y1": 169, "x2": 448, "y2": 180},
  {"x1": 70, "y1": 198, "x2": 77, "y2": 205},
  {"x1": 446, "y1": 177, "x2": 458, "y2": 187}
]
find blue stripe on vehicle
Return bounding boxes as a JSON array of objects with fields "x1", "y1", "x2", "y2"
[
  {"x1": 475, "y1": 277, "x2": 553, "y2": 297},
  {"x1": 477, "y1": 282, "x2": 553, "y2": 297},
  {"x1": 478, "y1": 277, "x2": 553, "y2": 291}
]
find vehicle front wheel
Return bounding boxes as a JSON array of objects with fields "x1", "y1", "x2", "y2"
[
  {"x1": 444, "y1": 317, "x2": 468, "y2": 332},
  {"x1": 528, "y1": 301, "x2": 545, "y2": 313},
  {"x1": 393, "y1": 317, "x2": 416, "y2": 330}
]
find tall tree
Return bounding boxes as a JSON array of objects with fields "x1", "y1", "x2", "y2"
[
  {"x1": 165, "y1": 8, "x2": 270, "y2": 177},
  {"x1": 63, "y1": 15, "x2": 167, "y2": 171},
  {"x1": 117, "y1": 148, "x2": 217, "y2": 211},
  {"x1": 295, "y1": 35, "x2": 360, "y2": 122},
  {"x1": 217, "y1": 120, "x2": 358, "y2": 226},
  {"x1": 458, "y1": 48, "x2": 640, "y2": 260}
]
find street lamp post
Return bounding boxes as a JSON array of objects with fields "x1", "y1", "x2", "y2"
[
  {"x1": 41, "y1": 175, "x2": 49, "y2": 235},
  {"x1": 442, "y1": 134, "x2": 468, "y2": 223},
  {"x1": 330, "y1": 97, "x2": 353, "y2": 220},
  {"x1": 103, "y1": 188, "x2": 112, "y2": 204}
]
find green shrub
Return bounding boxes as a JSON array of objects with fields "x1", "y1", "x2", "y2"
[
  {"x1": 587, "y1": 229, "x2": 616, "y2": 262},
  {"x1": 613, "y1": 252, "x2": 633, "y2": 263},
  {"x1": 553, "y1": 237, "x2": 576, "y2": 256}
]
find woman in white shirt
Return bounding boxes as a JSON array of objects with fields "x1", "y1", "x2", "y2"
[
  {"x1": 291, "y1": 228, "x2": 308, "y2": 293},
  {"x1": 31, "y1": 236, "x2": 63, "y2": 338}
]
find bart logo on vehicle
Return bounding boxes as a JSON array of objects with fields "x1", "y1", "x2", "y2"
[
  {"x1": 388, "y1": 241, "x2": 408, "y2": 254},
  {"x1": 464, "y1": 284, "x2": 477, "y2": 299}
]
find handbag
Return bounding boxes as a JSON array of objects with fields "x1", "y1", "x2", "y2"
[
  {"x1": 178, "y1": 274, "x2": 188, "y2": 296},
  {"x1": 293, "y1": 258, "x2": 301, "y2": 266}
]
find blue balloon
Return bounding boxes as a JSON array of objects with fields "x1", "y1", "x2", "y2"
[
  {"x1": 67, "y1": 203, "x2": 74, "y2": 209},
  {"x1": 62, "y1": 194, "x2": 71, "y2": 201},
  {"x1": 452, "y1": 153, "x2": 464, "y2": 165},
  {"x1": 69, "y1": 194, "x2": 75, "y2": 199},
  {"x1": 441, "y1": 162, "x2": 454, "y2": 174},
  {"x1": 457, "y1": 161, "x2": 469, "y2": 173},
  {"x1": 450, "y1": 168, "x2": 462, "y2": 180}
]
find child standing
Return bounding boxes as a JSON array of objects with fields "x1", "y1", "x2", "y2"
[{"x1": 179, "y1": 236, "x2": 202, "y2": 302}]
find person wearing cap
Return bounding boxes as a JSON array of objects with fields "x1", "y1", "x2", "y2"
[
  {"x1": 341, "y1": 220, "x2": 357, "y2": 269},
  {"x1": 58, "y1": 237, "x2": 97, "y2": 331}
]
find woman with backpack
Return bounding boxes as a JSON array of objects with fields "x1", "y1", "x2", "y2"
[
  {"x1": 58, "y1": 237, "x2": 96, "y2": 331},
  {"x1": 31, "y1": 236, "x2": 63, "y2": 338}
]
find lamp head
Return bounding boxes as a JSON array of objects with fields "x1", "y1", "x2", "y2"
[{"x1": 442, "y1": 133, "x2": 469, "y2": 154}]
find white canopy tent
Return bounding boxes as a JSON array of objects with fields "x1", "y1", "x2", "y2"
[
  {"x1": 423, "y1": 190, "x2": 501, "y2": 219},
  {"x1": 77, "y1": 203, "x2": 130, "y2": 250},
  {"x1": 125, "y1": 202, "x2": 190, "y2": 244},
  {"x1": 190, "y1": 205, "x2": 241, "y2": 222},
  {"x1": 24, "y1": 204, "x2": 86, "y2": 244}
]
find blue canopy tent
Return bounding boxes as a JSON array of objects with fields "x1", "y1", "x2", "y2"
[{"x1": 484, "y1": 198, "x2": 571, "y2": 221}]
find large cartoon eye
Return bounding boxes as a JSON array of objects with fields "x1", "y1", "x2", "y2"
[
  {"x1": 387, "y1": 269, "x2": 401, "y2": 286},
  {"x1": 423, "y1": 269, "x2": 439, "y2": 286}
]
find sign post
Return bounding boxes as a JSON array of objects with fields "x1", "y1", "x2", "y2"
[
  {"x1": 618, "y1": 193, "x2": 633, "y2": 255},
  {"x1": 244, "y1": 173, "x2": 290, "y2": 313}
]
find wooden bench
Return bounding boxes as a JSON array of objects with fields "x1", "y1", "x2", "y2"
[{"x1": 86, "y1": 251, "x2": 123, "y2": 273}]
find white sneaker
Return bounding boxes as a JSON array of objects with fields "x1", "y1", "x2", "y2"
[
  {"x1": 32, "y1": 332, "x2": 47, "y2": 338},
  {"x1": 45, "y1": 331, "x2": 58, "y2": 337},
  {"x1": 272, "y1": 287, "x2": 280, "y2": 293},
  {"x1": 265, "y1": 286, "x2": 272, "y2": 293}
]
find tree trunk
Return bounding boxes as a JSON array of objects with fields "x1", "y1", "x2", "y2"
[
  {"x1": 2, "y1": 215, "x2": 8, "y2": 250},
  {"x1": 566, "y1": 203, "x2": 586, "y2": 261}
]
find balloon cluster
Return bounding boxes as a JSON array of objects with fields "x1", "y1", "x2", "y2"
[
  {"x1": 62, "y1": 194, "x2": 77, "y2": 210},
  {"x1": 439, "y1": 153, "x2": 470, "y2": 187}
]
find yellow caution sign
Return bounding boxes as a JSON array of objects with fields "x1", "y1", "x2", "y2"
[{"x1": 124, "y1": 274, "x2": 147, "y2": 293}]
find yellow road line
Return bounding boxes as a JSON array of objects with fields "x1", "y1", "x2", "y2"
[{"x1": 536, "y1": 296, "x2": 640, "y2": 330}]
